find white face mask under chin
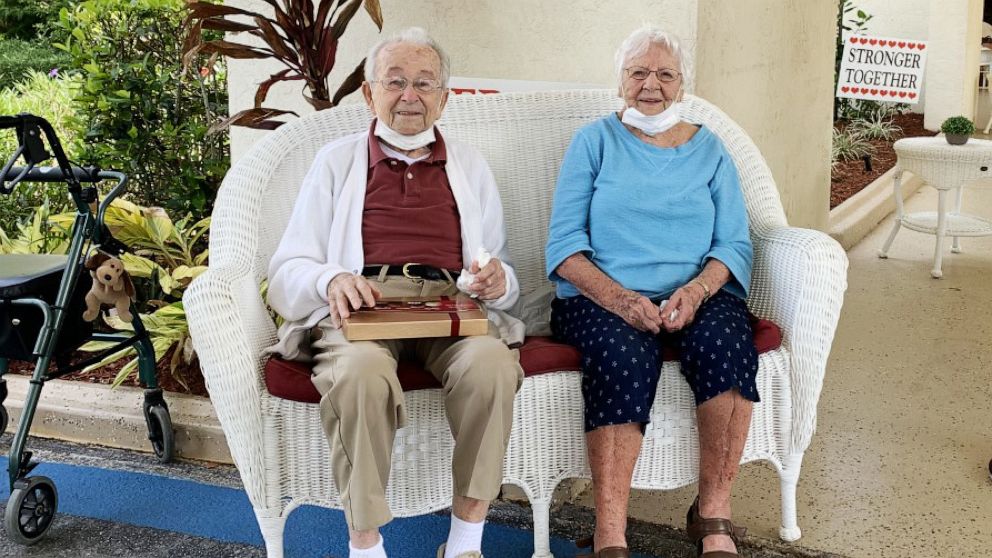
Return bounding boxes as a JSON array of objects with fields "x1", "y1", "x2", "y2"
[
  {"x1": 621, "y1": 100, "x2": 681, "y2": 137},
  {"x1": 373, "y1": 119, "x2": 436, "y2": 151}
]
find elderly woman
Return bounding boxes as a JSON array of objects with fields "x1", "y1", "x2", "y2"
[{"x1": 545, "y1": 26, "x2": 756, "y2": 558}]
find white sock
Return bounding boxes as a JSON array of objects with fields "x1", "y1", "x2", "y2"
[
  {"x1": 349, "y1": 535, "x2": 387, "y2": 558},
  {"x1": 445, "y1": 514, "x2": 485, "y2": 558}
]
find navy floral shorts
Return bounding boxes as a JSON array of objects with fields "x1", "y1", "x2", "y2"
[{"x1": 551, "y1": 291, "x2": 760, "y2": 432}]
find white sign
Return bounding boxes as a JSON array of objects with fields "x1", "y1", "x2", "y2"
[{"x1": 836, "y1": 35, "x2": 927, "y2": 104}]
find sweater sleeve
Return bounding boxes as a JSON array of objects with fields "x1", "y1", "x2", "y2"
[
  {"x1": 545, "y1": 128, "x2": 600, "y2": 281},
  {"x1": 704, "y1": 150, "x2": 753, "y2": 298},
  {"x1": 473, "y1": 151, "x2": 520, "y2": 310},
  {"x1": 266, "y1": 147, "x2": 349, "y2": 322}
]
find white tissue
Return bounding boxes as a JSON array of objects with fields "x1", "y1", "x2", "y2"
[
  {"x1": 658, "y1": 299, "x2": 678, "y2": 322},
  {"x1": 456, "y1": 248, "x2": 493, "y2": 297}
]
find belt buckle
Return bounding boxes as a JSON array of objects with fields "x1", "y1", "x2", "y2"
[{"x1": 401, "y1": 262, "x2": 422, "y2": 280}]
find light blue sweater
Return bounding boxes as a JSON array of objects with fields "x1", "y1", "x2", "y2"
[{"x1": 545, "y1": 114, "x2": 752, "y2": 300}]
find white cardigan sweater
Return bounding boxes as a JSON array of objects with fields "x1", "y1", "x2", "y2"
[{"x1": 267, "y1": 129, "x2": 523, "y2": 358}]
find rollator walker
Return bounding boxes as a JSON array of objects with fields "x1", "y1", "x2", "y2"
[{"x1": 0, "y1": 113, "x2": 175, "y2": 545}]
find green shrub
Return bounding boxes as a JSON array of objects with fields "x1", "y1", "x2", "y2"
[
  {"x1": 0, "y1": 197, "x2": 71, "y2": 255},
  {"x1": 940, "y1": 116, "x2": 975, "y2": 135},
  {"x1": 849, "y1": 112, "x2": 902, "y2": 141},
  {"x1": 832, "y1": 127, "x2": 876, "y2": 163},
  {"x1": 71, "y1": 198, "x2": 209, "y2": 390},
  {"x1": 0, "y1": 70, "x2": 82, "y2": 232},
  {"x1": 0, "y1": 38, "x2": 71, "y2": 84},
  {"x1": 0, "y1": 1, "x2": 71, "y2": 41},
  {"x1": 56, "y1": 0, "x2": 229, "y2": 221}
]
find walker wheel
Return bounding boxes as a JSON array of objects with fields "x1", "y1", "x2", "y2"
[
  {"x1": 145, "y1": 404, "x2": 175, "y2": 463},
  {"x1": 0, "y1": 405, "x2": 8, "y2": 434},
  {"x1": 4, "y1": 476, "x2": 58, "y2": 545}
]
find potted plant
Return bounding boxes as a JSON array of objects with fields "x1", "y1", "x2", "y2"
[{"x1": 940, "y1": 116, "x2": 976, "y2": 145}]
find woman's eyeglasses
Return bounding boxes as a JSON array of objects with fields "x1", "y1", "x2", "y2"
[{"x1": 625, "y1": 67, "x2": 681, "y2": 83}]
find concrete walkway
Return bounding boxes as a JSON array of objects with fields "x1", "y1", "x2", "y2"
[{"x1": 586, "y1": 179, "x2": 992, "y2": 557}]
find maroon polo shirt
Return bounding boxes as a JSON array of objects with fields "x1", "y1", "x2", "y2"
[{"x1": 362, "y1": 121, "x2": 463, "y2": 272}]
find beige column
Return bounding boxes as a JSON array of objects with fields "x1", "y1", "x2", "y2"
[
  {"x1": 693, "y1": 1, "x2": 838, "y2": 231},
  {"x1": 922, "y1": 0, "x2": 983, "y2": 130}
]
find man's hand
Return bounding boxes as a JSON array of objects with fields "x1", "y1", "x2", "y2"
[
  {"x1": 468, "y1": 258, "x2": 506, "y2": 300},
  {"x1": 612, "y1": 289, "x2": 663, "y2": 334},
  {"x1": 660, "y1": 282, "x2": 706, "y2": 332},
  {"x1": 327, "y1": 273, "x2": 381, "y2": 328}
]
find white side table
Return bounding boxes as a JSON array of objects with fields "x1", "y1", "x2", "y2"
[{"x1": 877, "y1": 137, "x2": 992, "y2": 278}]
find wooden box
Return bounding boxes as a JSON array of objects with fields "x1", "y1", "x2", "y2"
[{"x1": 342, "y1": 295, "x2": 489, "y2": 341}]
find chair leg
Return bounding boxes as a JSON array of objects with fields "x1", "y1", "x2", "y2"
[
  {"x1": 778, "y1": 452, "x2": 804, "y2": 542},
  {"x1": 951, "y1": 187, "x2": 964, "y2": 254},
  {"x1": 530, "y1": 498, "x2": 555, "y2": 558},
  {"x1": 932, "y1": 189, "x2": 949, "y2": 279},
  {"x1": 255, "y1": 509, "x2": 288, "y2": 558},
  {"x1": 877, "y1": 220, "x2": 901, "y2": 258}
]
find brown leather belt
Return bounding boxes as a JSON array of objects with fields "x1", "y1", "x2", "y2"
[{"x1": 361, "y1": 263, "x2": 458, "y2": 281}]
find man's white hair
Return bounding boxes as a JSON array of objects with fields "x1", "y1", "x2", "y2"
[
  {"x1": 364, "y1": 27, "x2": 451, "y2": 87},
  {"x1": 614, "y1": 25, "x2": 691, "y2": 87}
]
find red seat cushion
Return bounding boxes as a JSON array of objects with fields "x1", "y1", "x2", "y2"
[{"x1": 263, "y1": 318, "x2": 783, "y2": 404}]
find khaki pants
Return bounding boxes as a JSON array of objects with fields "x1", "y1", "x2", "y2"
[{"x1": 310, "y1": 275, "x2": 523, "y2": 531}]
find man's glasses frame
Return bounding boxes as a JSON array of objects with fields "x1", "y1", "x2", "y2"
[{"x1": 372, "y1": 76, "x2": 444, "y2": 93}]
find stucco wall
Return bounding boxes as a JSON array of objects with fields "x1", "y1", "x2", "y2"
[
  {"x1": 855, "y1": 0, "x2": 930, "y2": 40},
  {"x1": 923, "y1": 0, "x2": 983, "y2": 128},
  {"x1": 695, "y1": 2, "x2": 837, "y2": 230},
  {"x1": 227, "y1": 0, "x2": 697, "y2": 158}
]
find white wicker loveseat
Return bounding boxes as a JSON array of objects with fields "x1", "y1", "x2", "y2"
[{"x1": 184, "y1": 90, "x2": 848, "y2": 558}]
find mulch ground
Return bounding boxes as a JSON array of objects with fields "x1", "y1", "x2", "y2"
[
  {"x1": 8, "y1": 344, "x2": 208, "y2": 396},
  {"x1": 830, "y1": 112, "x2": 934, "y2": 208}
]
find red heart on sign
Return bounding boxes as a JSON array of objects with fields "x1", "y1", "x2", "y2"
[
  {"x1": 918, "y1": 44, "x2": 926, "y2": 50},
  {"x1": 870, "y1": 89, "x2": 879, "y2": 95},
  {"x1": 879, "y1": 90, "x2": 889, "y2": 96},
  {"x1": 869, "y1": 39, "x2": 878, "y2": 45},
  {"x1": 898, "y1": 41, "x2": 906, "y2": 48},
  {"x1": 841, "y1": 86, "x2": 850, "y2": 93},
  {"x1": 898, "y1": 91, "x2": 907, "y2": 98},
  {"x1": 860, "y1": 88, "x2": 870, "y2": 94},
  {"x1": 908, "y1": 92, "x2": 917, "y2": 99},
  {"x1": 850, "y1": 36, "x2": 858, "y2": 43},
  {"x1": 859, "y1": 37, "x2": 869, "y2": 44},
  {"x1": 887, "y1": 40, "x2": 896, "y2": 47}
]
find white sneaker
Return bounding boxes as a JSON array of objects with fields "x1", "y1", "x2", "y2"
[{"x1": 436, "y1": 543, "x2": 483, "y2": 558}]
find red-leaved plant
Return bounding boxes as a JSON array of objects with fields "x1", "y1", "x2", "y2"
[{"x1": 182, "y1": 0, "x2": 383, "y2": 132}]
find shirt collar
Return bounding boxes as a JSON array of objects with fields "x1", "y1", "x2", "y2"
[{"x1": 367, "y1": 119, "x2": 447, "y2": 168}]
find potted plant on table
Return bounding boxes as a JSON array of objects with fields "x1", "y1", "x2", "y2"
[{"x1": 940, "y1": 116, "x2": 976, "y2": 145}]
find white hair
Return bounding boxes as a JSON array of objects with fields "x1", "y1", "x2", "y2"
[
  {"x1": 364, "y1": 27, "x2": 451, "y2": 87},
  {"x1": 614, "y1": 25, "x2": 690, "y2": 87}
]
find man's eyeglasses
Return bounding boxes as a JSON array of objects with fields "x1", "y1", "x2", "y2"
[
  {"x1": 372, "y1": 76, "x2": 444, "y2": 93},
  {"x1": 625, "y1": 67, "x2": 681, "y2": 83}
]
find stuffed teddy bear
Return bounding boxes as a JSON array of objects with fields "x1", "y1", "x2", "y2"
[{"x1": 82, "y1": 252, "x2": 135, "y2": 322}]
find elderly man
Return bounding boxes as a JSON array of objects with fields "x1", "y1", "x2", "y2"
[{"x1": 266, "y1": 27, "x2": 523, "y2": 558}]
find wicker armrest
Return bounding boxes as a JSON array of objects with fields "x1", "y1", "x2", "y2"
[
  {"x1": 750, "y1": 226, "x2": 849, "y2": 453},
  {"x1": 184, "y1": 266, "x2": 271, "y2": 506}
]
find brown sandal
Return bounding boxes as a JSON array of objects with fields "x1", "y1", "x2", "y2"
[
  {"x1": 686, "y1": 496, "x2": 747, "y2": 557},
  {"x1": 575, "y1": 535, "x2": 630, "y2": 558}
]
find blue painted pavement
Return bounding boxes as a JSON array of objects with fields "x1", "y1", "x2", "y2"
[{"x1": 0, "y1": 457, "x2": 657, "y2": 557}]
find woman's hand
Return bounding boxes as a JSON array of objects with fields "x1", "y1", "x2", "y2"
[
  {"x1": 468, "y1": 258, "x2": 506, "y2": 300},
  {"x1": 661, "y1": 282, "x2": 707, "y2": 332},
  {"x1": 327, "y1": 273, "x2": 381, "y2": 328},
  {"x1": 612, "y1": 289, "x2": 664, "y2": 334}
]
